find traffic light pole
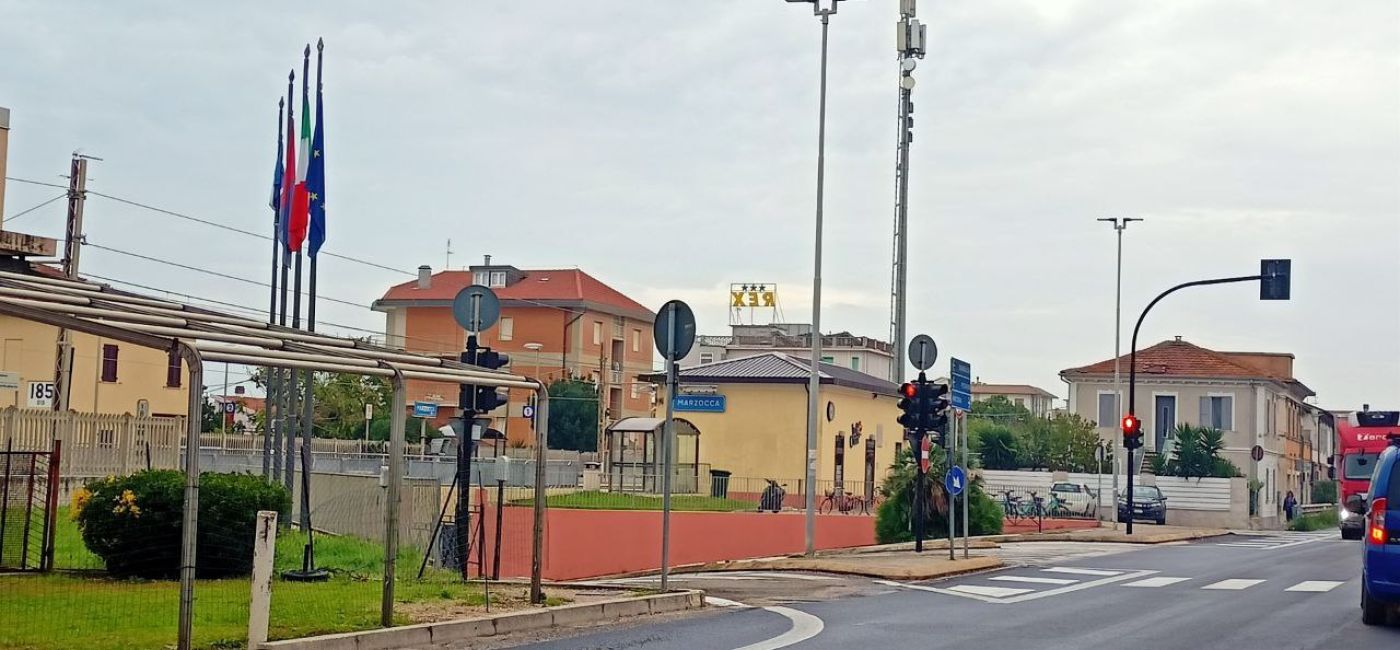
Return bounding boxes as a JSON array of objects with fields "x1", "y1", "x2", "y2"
[
  {"x1": 1125, "y1": 273, "x2": 1266, "y2": 535},
  {"x1": 913, "y1": 428, "x2": 925, "y2": 553}
]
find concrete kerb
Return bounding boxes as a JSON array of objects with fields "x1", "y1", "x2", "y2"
[{"x1": 256, "y1": 590, "x2": 706, "y2": 650}]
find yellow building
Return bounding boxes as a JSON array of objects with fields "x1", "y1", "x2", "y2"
[
  {"x1": 640, "y1": 353, "x2": 904, "y2": 495},
  {"x1": 1, "y1": 266, "x2": 190, "y2": 417}
]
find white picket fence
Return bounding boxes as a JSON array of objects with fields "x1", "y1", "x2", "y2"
[
  {"x1": 980, "y1": 469, "x2": 1233, "y2": 512},
  {"x1": 1, "y1": 407, "x2": 183, "y2": 477}
]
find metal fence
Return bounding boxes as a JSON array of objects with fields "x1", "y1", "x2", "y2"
[{"x1": 0, "y1": 440, "x2": 60, "y2": 571}]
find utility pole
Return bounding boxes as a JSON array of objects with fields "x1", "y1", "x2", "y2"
[
  {"x1": 52, "y1": 153, "x2": 97, "y2": 416},
  {"x1": 888, "y1": 0, "x2": 925, "y2": 382},
  {"x1": 1096, "y1": 217, "x2": 1142, "y2": 530}
]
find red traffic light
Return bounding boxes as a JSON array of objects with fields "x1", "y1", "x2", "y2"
[
  {"x1": 899, "y1": 382, "x2": 918, "y2": 399},
  {"x1": 1121, "y1": 415, "x2": 1141, "y2": 435}
]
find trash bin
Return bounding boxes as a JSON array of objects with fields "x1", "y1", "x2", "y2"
[{"x1": 710, "y1": 470, "x2": 732, "y2": 499}]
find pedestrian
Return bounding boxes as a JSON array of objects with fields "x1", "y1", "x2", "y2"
[{"x1": 1283, "y1": 490, "x2": 1297, "y2": 521}]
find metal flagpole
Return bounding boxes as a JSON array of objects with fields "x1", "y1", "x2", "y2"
[
  {"x1": 277, "y1": 70, "x2": 296, "y2": 491},
  {"x1": 265, "y1": 97, "x2": 282, "y2": 479}
]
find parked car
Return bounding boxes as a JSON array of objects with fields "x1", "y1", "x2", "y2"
[
  {"x1": 1117, "y1": 485, "x2": 1167, "y2": 525},
  {"x1": 1361, "y1": 435, "x2": 1400, "y2": 625},
  {"x1": 1049, "y1": 482, "x2": 1097, "y2": 517}
]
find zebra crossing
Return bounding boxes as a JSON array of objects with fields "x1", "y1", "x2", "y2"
[
  {"x1": 1214, "y1": 530, "x2": 1338, "y2": 550},
  {"x1": 876, "y1": 565, "x2": 1348, "y2": 604}
]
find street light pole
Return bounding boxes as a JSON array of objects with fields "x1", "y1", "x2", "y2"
[
  {"x1": 1097, "y1": 217, "x2": 1141, "y2": 529},
  {"x1": 785, "y1": 0, "x2": 846, "y2": 558}
]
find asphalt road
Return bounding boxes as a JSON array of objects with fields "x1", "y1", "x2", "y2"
[{"x1": 505, "y1": 531, "x2": 1400, "y2": 650}]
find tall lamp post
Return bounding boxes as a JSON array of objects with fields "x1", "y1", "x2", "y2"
[
  {"x1": 1096, "y1": 217, "x2": 1142, "y2": 529},
  {"x1": 783, "y1": 0, "x2": 849, "y2": 558}
]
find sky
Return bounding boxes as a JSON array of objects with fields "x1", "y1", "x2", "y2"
[{"x1": 2, "y1": 0, "x2": 1397, "y2": 409}]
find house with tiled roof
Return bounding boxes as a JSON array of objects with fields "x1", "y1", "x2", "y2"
[
  {"x1": 970, "y1": 383, "x2": 1059, "y2": 418},
  {"x1": 1060, "y1": 337, "x2": 1327, "y2": 525},
  {"x1": 373, "y1": 258, "x2": 656, "y2": 446}
]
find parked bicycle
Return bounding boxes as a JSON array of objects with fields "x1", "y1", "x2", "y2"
[{"x1": 819, "y1": 489, "x2": 863, "y2": 515}]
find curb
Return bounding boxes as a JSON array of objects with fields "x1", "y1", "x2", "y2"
[
  {"x1": 685, "y1": 555, "x2": 1005, "y2": 581},
  {"x1": 258, "y1": 590, "x2": 705, "y2": 650}
]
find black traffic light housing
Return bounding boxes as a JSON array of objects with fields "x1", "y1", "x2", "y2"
[
  {"x1": 926, "y1": 382, "x2": 950, "y2": 444},
  {"x1": 897, "y1": 382, "x2": 920, "y2": 430},
  {"x1": 459, "y1": 335, "x2": 512, "y2": 414},
  {"x1": 1260, "y1": 259, "x2": 1291, "y2": 301},
  {"x1": 1122, "y1": 414, "x2": 1143, "y2": 450}
]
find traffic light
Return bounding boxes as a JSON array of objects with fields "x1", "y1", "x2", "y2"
[
  {"x1": 1260, "y1": 259, "x2": 1291, "y2": 301},
  {"x1": 1122, "y1": 414, "x2": 1143, "y2": 449},
  {"x1": 926, "y1": 382, "x2": 950, "y2": 445},
  {"x1": 458, "y1": 336, "x2": 511, "y2": 414},
  {"x1": 897, "y1": 382, "x2": 920, "y2": 430}
]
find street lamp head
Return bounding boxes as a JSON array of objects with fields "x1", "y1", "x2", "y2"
[{"x1": 523, "y1": 342, "x2": 544, "y2": 352}]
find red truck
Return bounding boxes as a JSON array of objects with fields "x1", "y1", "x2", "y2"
[{"x1": 1339, "y1": 410, "x2": 1400, "y2": 539}]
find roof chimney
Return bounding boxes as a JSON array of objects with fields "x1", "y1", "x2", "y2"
[
  {"x1": 234, "y1": 385, "x2": 246, "y2": 395},
  {"x1": 483, "y1": 254, "x2": 492, "y2": 266},
  {"x1": 417, "y1": 265, "x2": 432, "y2": 289},
  {"x1": 1174, "y1": 335, "x2": 1183, "y2": 342}
]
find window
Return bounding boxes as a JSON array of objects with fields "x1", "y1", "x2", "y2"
[
  {"x1": 1345, "y1": 453, "x2": 1381, "y2": 480},
  {"x1": 499, "y1": 317, "x2": 514, "y2": 342},
  {"x1": 700, "y1": 353, "x2": 714, "y2": 365},
  {"x1": 1097, "y1": 392, "x2": 1117, "y2": 427},
  {"x1": 165, "y1": 349, "x2": 181, "y2": 388},
  {"x1": 850, "y1": 356, "x2": 860, "y2": 371},
  {"x1": 489, "y1": 271, "x2": 507, "y2": 287},
  {"x1": 1200, "y1": 395, "x2": 1234, "y2": 430},
  {"x1": 632, "y1": 329, "x2": 641, "y2": 353},
  {"x1": 630, "y1": 382, "x2": 640, "y2": 399},
  {"x1": 472, "y1": 271, "x2": 489, "y2": 285},
  {"x1": 1014, "y1": 397, "x2": 1025, "y2": 407},
  {"x1": 592, "y1": 321, "x2": 602, "y2": 345},
  {"x1": 100, "y1": 344, "x2": 119, "y2": 382},
  {"x1": 821, "y1": 355, "x2": 834, "y2": 364}
]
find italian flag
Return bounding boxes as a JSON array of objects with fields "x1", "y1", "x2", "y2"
[{"x1": 289, "y1": 86, "x2": 313, "y2": 251}]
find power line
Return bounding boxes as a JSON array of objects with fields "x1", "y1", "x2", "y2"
[
  {"x1": 3, "y1": 193, "x2": 67, "y2": 223},
  {"x1": 4, "y1": 176, "x2": 68, "y2": 190}
]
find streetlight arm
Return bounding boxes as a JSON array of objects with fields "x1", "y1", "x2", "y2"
[{"x1": 1126, "y1": 274, "x2": 1262, "y2": 416}]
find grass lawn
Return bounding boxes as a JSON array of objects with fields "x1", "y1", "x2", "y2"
[
  {"x1": 514, "y1": 491, "x2": 754, "y2": 512},
  {"x1": 0, "y1": 509, "x2": 510, "y2": 650}
]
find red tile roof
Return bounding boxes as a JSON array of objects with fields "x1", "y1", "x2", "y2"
[
  {"x1": 971, "y1": 383, "x2": 1057, "y2": 398},
  {"x1": 1062, "y1": 339, "x2": 1283, "y2": 380},
  {"x1": 377, "y1": 269, "x2": 653, "y2": 320}
]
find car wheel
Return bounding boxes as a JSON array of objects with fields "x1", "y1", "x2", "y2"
[
  {"x1": 1342, "y1": 528, "x2": 1361, "y2": 541},
  {"x1": 1362, "y1": 584, "x2": 1386, "y2": 626},
  {"x1": 1156, "y1": 516, "x2": 1166, "y2": 526}
]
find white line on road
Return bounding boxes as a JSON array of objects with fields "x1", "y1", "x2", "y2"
[
  {"x1": 1286, "y1": 581, "x2": 1344, "y2": 593},
  {"x1": 1042, "y1": 567, "x2": 1122, "y2": 577},
  {"x1": 988, "y1": 576, "x2": 1079, "y2": 585},
  {"x1": 949, "y1": 585, "x2": 1036, "y2": 597},
  {"x1": 1122, "y1": 577, "x2": 1191, "y2": 588},
  {"x1": 1202, "y1": 579, "x2": 1266, "y2": 590},
  {"x1": 878, "y1": 569, "x2": 1157, "y2": 604},
  {"x1": 732, "y1": 606, "x2": 825, "y2": 650}
]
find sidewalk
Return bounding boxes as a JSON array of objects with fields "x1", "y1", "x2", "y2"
[
  {"x1": 990, "y1": 522, "x2": 1229, "y2": 544},
  {"x1": 699, "y1": 551, "x2": 1003, "y2": 581}
]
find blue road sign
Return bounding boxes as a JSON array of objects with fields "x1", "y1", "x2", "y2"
[
  {"x1": 522, "y1": 404, "x2": 536, "y2": 420},
  {"x1": 673, "y1": 394, "x2": 726, "y2": 413},
  {"x1": 412, "y1": 401, "x2": 439, "y2": 418},
  {"x1": 945, "y1": 465, "x2": 967, "y2": 497},
  {"x1": 950, "y1": 357, "x2": 973, "y2": 411}
]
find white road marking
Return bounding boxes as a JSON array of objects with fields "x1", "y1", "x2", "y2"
[
  {"x1": 1042, "y1": 567, "x2": 1122, "y2": 577},
  {"x1": 1286, "y1": 581, "x2": 1344, "y2": 593},
  {"x1": 988, "y1": 575, "x2": 1079, "y2": 585},
  {"x1": 878, "y1": 569, "x2": 1156, "y2": 604},
  {"x1": 732, "y1": 606, "x2": 825, "y2": 650},
  {"x1": 1122, "y1": 577, "x2": 1190, "y2": 588},
  {"x1": 948, "y1": 585, "x2": 1036, "y2": 598},
  {"x1": 707, "y1": 597, "x2": 749, "y2": 608},
  {"x1": 1202, "y1": 579, "x2": 1265, "y2": 590}
]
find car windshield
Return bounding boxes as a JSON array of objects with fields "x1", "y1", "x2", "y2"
[
  {"x1": 1345, "y1": 453, "x2": 1380, "y2": 480},
  {"x1": 1131, "y1": 487, "x2": 1162, "y2": 500},
  {"x1": 1052, "y1": 484, "x2": 1081, "y2": 493}
]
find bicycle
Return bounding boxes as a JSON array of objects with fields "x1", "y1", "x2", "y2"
[
  {"x1": 819, "y1": 489, "x2": 861, "y2": 515},
  {"x1": 1002, "y1": 490, "x2": 1024, "y2": 520}
]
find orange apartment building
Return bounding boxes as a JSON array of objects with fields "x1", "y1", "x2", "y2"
[{"x1": 373, "y1": 259, "x2": 657, "y2": 446}]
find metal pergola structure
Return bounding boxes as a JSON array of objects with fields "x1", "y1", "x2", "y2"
[{"x1": 0, "y1": 268, "x2": 551, "y2": 649}]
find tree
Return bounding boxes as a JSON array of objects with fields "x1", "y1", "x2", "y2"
[
  {"x1": 200, "y1": 398, "x2": 223, "y2": 434},
  {"x1": 547, "y1": 379, "x2": 599, "y2": 452},
  {"x1": 1161, "y1": 425, "x2": 1240, "y2": 479},
  {"x1": 973, "y1": 423, "x2": 1020, "y2": 470},
  {"x1": 250, "y1": 368, "x2": 391, "y2": 440},
  {"x1": 875, "y1": 448, "x2": 1002, "y2": 543}
]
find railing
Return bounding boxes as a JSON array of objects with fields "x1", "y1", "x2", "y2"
[
  {"x1": 1296, "y1": 503, "x2": 1333, "y2": 516},
  {"x1": 1, "y1": 407, "x2": 182, "y2": 477}
]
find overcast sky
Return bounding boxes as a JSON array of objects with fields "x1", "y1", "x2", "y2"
[{"x1": 2, "y1": 1, "x2": 1397, "y2": 409}]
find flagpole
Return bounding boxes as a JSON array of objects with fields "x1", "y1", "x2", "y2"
[
  {"x1": 308, "y1": 39, "x2": 323, "y2": 337},
  {"x1": 278, "y1": 70, "x2": 296, "y2": 492},
  {"x1": 265, "y1": 97, "x2": 284, "y2": 480}
]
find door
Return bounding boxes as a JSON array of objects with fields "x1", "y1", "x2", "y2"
[{"x1": 1154, "y1": 395, "x2": 1177, "y2": 452}]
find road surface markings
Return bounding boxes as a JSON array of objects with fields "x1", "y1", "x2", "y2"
[
  {"x1": 1216, "y1": 531, "x2": 1336, "y2": 550},
  {"x1": 1202, "y1": 579, "x2": 1266, "y2": 590},
  {"x1": 1042, "y1": 567, "x2": 1122, "y2": 577},
  {"x1": 988, "y1": 575, "x2": 1079, "y2": 585},
  {"x1": 948, "y1": 585, "x2": 1036, "y2": 598},
  {"x1": 1122, "y1": 577, "x2": 1191, "y2": 588},
  {"x1": 1285, "y1": 581, "x2": 1344, "y2": 593},
  {"x1": 732, "y1": 606, "x2": 825, "y2": 650}
]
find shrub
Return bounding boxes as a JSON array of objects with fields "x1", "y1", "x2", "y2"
[
  {"x1": 1159, "y1": 425, "x2": 1241, "y2": 479},
  {"x1": 875, "y1": 449, "x2": 1003, "y2": 544},
  {"x1": 1310, "y1": 480, "x2": 1337, "y2": 504},
  {"x1": 1288, "y1": 509, "x2": 1338, "y2": 532},
  {"x1": 76, "y1": 470, "x2": 289, "y2": 579},
  {"x1": 975, "y1": 425, "x2": 1020, "y2": 470}
]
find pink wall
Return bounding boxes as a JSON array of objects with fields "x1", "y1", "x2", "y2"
[{"x1": 478, "y1": 506, "x2": 876, "y2": 581}]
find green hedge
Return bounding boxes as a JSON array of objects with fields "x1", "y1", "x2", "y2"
[{"x1": 74, "y1": 470, "x2": 289, "y2": 579}]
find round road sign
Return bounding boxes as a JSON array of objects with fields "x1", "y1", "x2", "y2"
[
  {"x1": 1251, "y1": 445, "x2": 1264, "y2": 462},
  {"x1": 908, "y1": 334, "x2": 938, "y2": 371},
  {"x1": 653, "y1": 300, "x2": 697, "y2": 360},
  {"x1": 945, "y1": 465, "x2": 966, "y2": 497},
  {"x1": 452, "y1": 285, "x2": 501, "y2": 333}
]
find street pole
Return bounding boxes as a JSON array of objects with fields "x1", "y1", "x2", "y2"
[
  {"x1": 660, "y1": 304, "x2": 677, "y2": 591},
  {"x1": 53, "y1": 154, "x2": 91, "y2": 419},
  {"x1": 889, "y1": 0, "x2": 924, "y2": 382},
  {"x1": 222, "y1": 363, "x2": 229, "y2": 435},
  {"x1": 1098, "y1": 217, "x2": 1141, "y2": 530},
  {"x1": 961, "y1": 411, "x2": 968, "y2": 559},
  {"x1": 786, "y1": 0, "x2": 844, "y2": 560},
  {"x1": 947, "y1": 418, "x2": 954, "y2": 561}
]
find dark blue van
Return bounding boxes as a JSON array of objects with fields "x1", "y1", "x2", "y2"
[{"x1": 1361, "y1": 434, "x2": 1400, "y2": 625}]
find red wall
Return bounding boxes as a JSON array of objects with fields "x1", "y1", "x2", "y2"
[{"x1": 477, "y1": 505, "x2": 876, "y2": 581}]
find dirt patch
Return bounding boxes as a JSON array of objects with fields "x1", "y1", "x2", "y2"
[{"x1": 399, "y1": 584, "x2": 642, "y2": 623}]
